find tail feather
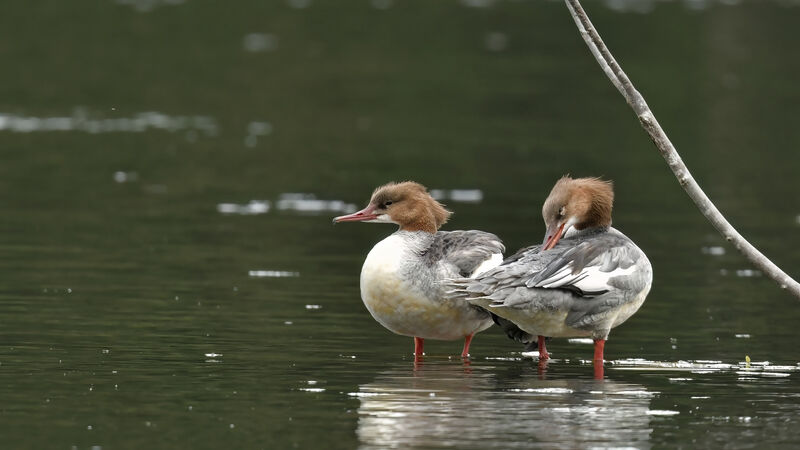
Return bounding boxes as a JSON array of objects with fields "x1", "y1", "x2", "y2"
[{"x1": 491, "y1": 313, "x2": 534, "y2": 345}]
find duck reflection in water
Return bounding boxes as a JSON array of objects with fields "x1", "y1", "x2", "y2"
[{"x1": 353, "y1": 361, "x2": 655, "y2": 449}]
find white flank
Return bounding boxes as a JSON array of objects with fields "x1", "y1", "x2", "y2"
[
  {"x1": 537, "y1": 264, "x2": 636, "y2": 293},
  {"x1": 472, "y1": 253, "x2": 503, "y2": 277}
]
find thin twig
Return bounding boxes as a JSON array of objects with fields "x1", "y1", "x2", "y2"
[{"x1": 565, "y1": 0, "x2": 800, "y2": 299}]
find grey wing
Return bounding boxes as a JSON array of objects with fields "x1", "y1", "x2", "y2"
[
  {"x1": 426, "y1": 230, "x2": 505, "y2": 278},
  {"x1": 457, "y1": 244, "x2": 556, "y2": 295},
  {"x1": 501, "y1": 244, "x2": 543, "y2": 265},
  {"x1": 478, "y1": 234, "x2": 637, "y2": 297},
  {"x1": 526, "y1": 235, "x2": 649, "y2": 329},
  {"x1": 527, "y1": 235, "x2": 642, "y2": 297},
  {"x1": 456, "y1": 233, "x2": 650, "y2": 330}
]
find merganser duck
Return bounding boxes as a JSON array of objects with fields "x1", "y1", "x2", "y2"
[
  {"x1": 333, "y1": 181, "x2": 505, "y2": 358},
  {"x1": 448, "y1": 176, "x2": 652, "y2": 368}
]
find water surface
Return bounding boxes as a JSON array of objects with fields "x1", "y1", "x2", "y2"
[{"x1": 2, "y1": 1, "x2": 800, "y2": 448}]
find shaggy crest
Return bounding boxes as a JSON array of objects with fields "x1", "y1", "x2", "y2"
[
  {"x1": 543, "y1": 176, "x2": 614, "y2": 230},
  {"x1": 370, "y1": 181, "x2": 452, "y2": 233}
]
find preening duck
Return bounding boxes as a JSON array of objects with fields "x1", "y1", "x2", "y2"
[{"x1": 449, "y1": 176, "x2": 652, "y2": 369}]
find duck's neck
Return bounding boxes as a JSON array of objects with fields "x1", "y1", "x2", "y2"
[
  {"x1": 392, "y1": 229, "x2": 436, "y2": 251},
  {"x1": 566, "y1": 225, "x2": 609, "y2": 240}
]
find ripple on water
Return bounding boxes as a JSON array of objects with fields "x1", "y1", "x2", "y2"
[
  {"x1": 429, "y1": 189, "x2": 484, "y2": 203},
  {"x1": 244, "y1": 120, "x2": 273, "y2": 147},
  {"x1": 243, "y1": 33, "x2": 278, "y2": 53},
  {"x1": 0, "y1": 109, "x2": 218, "y2": 135},
  {"x1": 276, "y1": 193, "x2": 357, "y2": 214},
  {"x1": 287, "y1": 0, "x2": 311, "y2": 9},
  {"x1": 507, "y1": 387, "x2": 574, "y2": 394},
  {"x1": 113, "y1": 171, "x2": 139, "y2": 183},
  {"x1": 218, "y1": 201, "x2": 271, "y2": 215},
  {"x1": 610, "y1": 358, "x2": 799, "y2": 378},
  {"x1": 370, "y1": 0, "x2": 393, "y2": 10},
  {"x1": 248, "y1": 270, "x2": 299, "y2": 278},
  {"x1": 647, "y1": 410, "x2": 680, "y2": 416},
  {"x1": 114, "y1": 0, "x2": 187, "y2": 12},
  {"x1": 218, "y1": 193, "x2": 359, "y2": 216},
  {"x1": 701, "y1": 246, "x2": 726, "y2": 255}
]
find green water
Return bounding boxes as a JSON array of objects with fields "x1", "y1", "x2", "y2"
[{"x1": 2, "y1": 0, "x2": 800, "y2": 448}]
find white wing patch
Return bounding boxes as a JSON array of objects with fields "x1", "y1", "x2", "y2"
[
  {"x1": 471, "y1": 253, "x2": 503, "y2": 277},
  {"x1": 534, "y1": 263, "x2": 635, "y2": 294}
]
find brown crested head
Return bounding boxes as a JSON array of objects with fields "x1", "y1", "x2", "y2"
[
  {"x1": 333, "y1": 181, "x2": 451, "y2": 233},
  {"x1": 368, "y1": 181, "x2": 451, "y2": 233},
  {"x1": 541, "y1": 176, "x2": 614, "y2": 250}
]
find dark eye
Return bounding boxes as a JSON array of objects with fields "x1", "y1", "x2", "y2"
[{"x1": 384, "y1": 201, "x2": 393, "y2": 207}]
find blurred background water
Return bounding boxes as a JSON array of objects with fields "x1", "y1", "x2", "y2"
[{"x1": 1, "y1": 0, "x2": 800, "y2": 448}]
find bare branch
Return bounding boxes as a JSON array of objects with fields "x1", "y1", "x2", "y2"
[{"x1": 565, "y1": 0, "x2": 800, "y2": 298}]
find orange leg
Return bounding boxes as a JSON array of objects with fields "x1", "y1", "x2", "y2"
[
  {"x1": 461, "y1": 333, "x2": 474, "y2": 358},
  {"x1": 593, "y1": 339, "x2": 605, "y2": 362},
  {"x1": 538, "y1": 335, "x2": 550, "y2": 360},
  {"x1": 593, "y1": 339, "x2": 605, "y2": 379},
  {"x1": 593, "y1": 361, "x2": 604, "y2": 379},
  {"x1": 414, "y1": 337, "x2": 424, "y2": 356}
]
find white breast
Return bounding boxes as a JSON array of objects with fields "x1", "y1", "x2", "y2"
[{"x1": 359, "y1": 233, "x2": 492, "y2": 340}]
